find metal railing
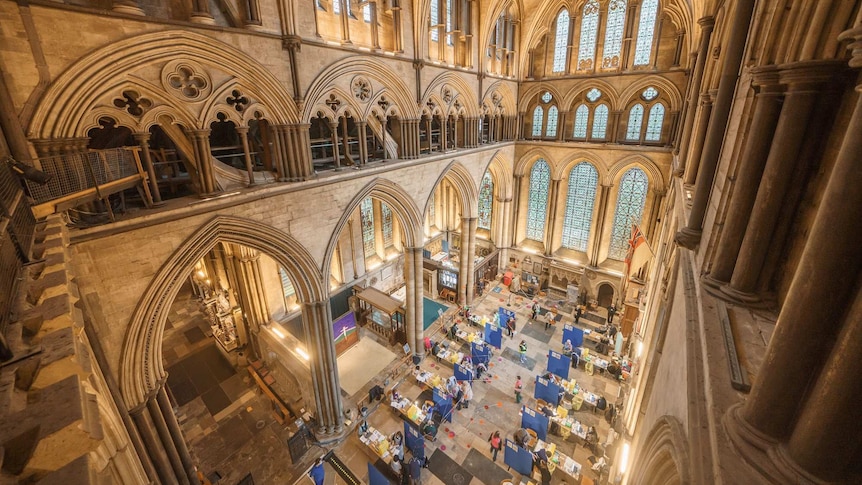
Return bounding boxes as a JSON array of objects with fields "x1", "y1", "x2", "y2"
[
  {"x1": 1, "y1": 158, "x2": 36, "y2": 331},
  {"x1": 26, "y1": 148, "x2": 140, "y2": 204}
]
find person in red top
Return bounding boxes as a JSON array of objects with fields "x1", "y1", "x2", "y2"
[
  {"x1": 514, "y1": 375, "x2": 523, "y2": 403},
  {"x1": 488, "y1": 430, "x2": 502, "y2": 461}
]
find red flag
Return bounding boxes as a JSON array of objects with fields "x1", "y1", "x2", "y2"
[{"x1": 625, "y1": 224, "x2": 651, "y2": 277}]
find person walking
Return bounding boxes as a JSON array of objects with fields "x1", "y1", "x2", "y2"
[
  {"x1": 531, "y1": 302, "x2": 540, "y2": 321},
  {"x1": 515, "y1": 375, "x2": 523, "y2": 403},
  {"x1": 488, "y1": 431, "x2": 503, "y2": 461},
  {"x1": 519, "y1": 340, "x2": 528, "y2": 363},
  {"x1": 543, "y1": 310, "x2": 554, "y2": 331},
  {"x1": 309, "y1": 457, "x2": 325, "y2": 485},
  {"x1": 506, "y1": 315, "x2": 516, "y2": 337}
]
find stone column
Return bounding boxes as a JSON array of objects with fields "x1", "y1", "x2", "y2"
[
  {"x1": 461, "y1": 217, "x2": 479, "y2": 305},
  {"x1": 156, "y1": 387, "x2": 199, "y2": 484},
  {"x1": 191, "y1": 129, "x2": 216, "y2": 196},
  {"x1": 329, "y1": 120, "x2": 342, "y2": 170},
  {"x1": 339, "y1": 0, "x2": 351, "y2": 44},
  {"x1": 370, "y1": 2, "x2": 380, "y2": 49},
  {"x1": 458, "y1": 219, "x2": 470, "y2": 305},
  {"x1": 290, "y1": 123, "x2": 314, "y2": 180},
  {"x1": 589, "y1": 184, "x2": 612, "y2": 267},
  {"x1": 412, "y1": 247, "x2": 425, "y2": 358},
  {"x1": 675, "y1": 0, "x2": 756, "y2": 249},
  {"x1": 682, "y1": 91, "x2": 715, "y2": 185},
  {"x1": 675, "y1": 17, "x2": 714, "y2": 168},
  {"x1": 235, "y1": 126, "x2": 256, "y2": 187},
  {"x1": 356, "y1": 121, "x2": 369, "y2": 164},
  {"x1": 440, "y1": 116, "x2": 449, "y2": 152},
  {"x1": 190, "y1": 0, "x2": 215, "y2": 24},
  {"x1": 704, "y1": 68, "x2": 782, "y2": 288},
  {"x1": 269, "y1": 124, "x2": 286, "y2": 181},
  {"x1": 146, "y1": 392, "x2": 190, "y2": 485},
  {"x1": 302, "y1": 300, "x2": 344, "y2": 434},
  {"x1": 510, "y1": 175, "x2": 523, "y2": 246},
  {"x1": 236, "y1": 247, "x2": 270, "y2": 356},
  {"x1": 130, "y1": 405, "x2": 174, "y2": 485},
  {"x1": 608, "y1": 110, "x2": 623, "y2": 142},
  {"x1": 133, "y1": 133, "x2": 163, "y2": 204},
  {"x1": 721, "y1": 62, "x2": 840, "y2": 303},
  {"x1": 544, "y1": 179, "x2": 561, "y2": 255},
  {"x1": 243, "y1": 0, "x2": 263, "y2": 30},
  {"x1": 112, "y1": 0, "x2": 144, "y2": 15},
  {"x1": 730, "y1": 50, "x2": 862, "y2": 483}
]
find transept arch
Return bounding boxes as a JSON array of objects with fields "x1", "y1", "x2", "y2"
[
  {"x1": 482, "y1": 81, "x2": 518, "y2": 116},
  {"x1": 481, "y1": 151, "x2": 515, "y2": 200},
  {"x1": 421, "y1": 72, "x2": 481, "y2": 118},
  {"x1": 29, "y1": 30, "x2": 298, "y2": 140},
  {"x1": 630, "y1": 415, "x2": 692, "y2": 485},
  {"x1": 120, "y1": 215, "x2": 324, "y2": 409},
  {"x1": 424, "y1": 160, "x2": 480, "y2": 219}
]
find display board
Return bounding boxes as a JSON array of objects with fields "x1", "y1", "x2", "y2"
[
  {"x1": 433, "y1": 388, "x2": 453, "y2": 423},
  {"x1": 534, "y1": 375, "x2": 562, "y2": 406},
  {"x1": 563, "y1": 324, "x2": 584, "y2": 348},
  {"x1": 471, "y1": 341, "x2": 491, "y2": 365},
  {"x1": 454, "y1": 363, "x2": 473, "y2": 382},
  {"x1": 547, "y1": 350, "x2": 571, "y2": 380},
  {"x1": 404, "y1": 422, "x2": 424, "y2": 459},
  {"x1": 367, "y1": 462, "x2": 392, "y2": 485},
  {"x1": 521, "y1": 405, "x2": 549, "y2": 441},
  {"x1": 484, "y1": 323, "x2": 503, "y2": 349},
  {"x1": 498, "y1": 307, "x2": 516, "y2": 328},
  {"x1": 504, "y1": 439, "x2": 534, "y2": 476}
]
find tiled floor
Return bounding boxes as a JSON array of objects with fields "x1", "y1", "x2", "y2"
[{"x1": 161, "y1": 280, "x2": 624, "y2": 484}]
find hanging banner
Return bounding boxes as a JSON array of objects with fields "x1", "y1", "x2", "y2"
[
  {"x1": 563, "y1": 324, "x2": 584, "y2": 348},
  {"x1": 368, "y1": 461, "x2": 393, "y2": 485},
  {"x1": 534, "y1": 376, "x2": 562, "y2": 406},
  {"x1": 471, "y1": 341, "x2": 491, "y2": 365},
  {"x1": 484, "y1": 323, "x2": 503, "y2": 349},
  {"x1": 433, "y1": 388, "x2": 453, "y2": 423},
  {"x1": 520, "y1": 405, "x2": 549, "y2": 441},
  {"x1": 404, "y1": 421, "x2": 424, "y2": 460},
  {"x1": 503, "y1": 439, "x2": 534, "y2": 476},
  {"x1": 454, "y1": 363, "x2": 474, "y2": 382},
  {"x1": 547, "y1": 350, "x2": 571, "y2": 380}
]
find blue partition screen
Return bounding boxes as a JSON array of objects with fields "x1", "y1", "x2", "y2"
[
  {"x1": 504, "y1": 439, "x2": 534, "y2": 475},
  {"x1": 520, "y1": 406, "x2": 550, "y2": 440},
  {"x1": 563, "y1": 324, "x2": 584, "y2": 348},
  {"x1": 433, "y1": 388, "x2": 453, "y2": 423},
  {"x1": 454, "y1": 363, "x2": 474, "y2": 382},
  {"x1": 484, "y1": 323, "x2": 503, "y2": 349},
  {"x1": 404, "y1": 421, "x2": 424, "y2": 459},
  {"x1": 368, "y1": 462, "x2": 392, "y2": 485},
  {"x1": 471, "y1": 342, "x2": 491, "y2": 365},
  {"x1": 547, "y1": 350, "x2": 571, "y2": 380},
  {"x1": 534, "y1": 376, "x2": 562, "y2": 406}
]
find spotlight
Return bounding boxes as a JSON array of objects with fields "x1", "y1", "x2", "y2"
[{"x1": 9, "y1": 160, "x2": 51, "y2": 185}]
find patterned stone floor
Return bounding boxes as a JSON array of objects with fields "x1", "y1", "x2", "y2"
[{"x1": 160, "y1": 280, "x2": 624, "y2": 484}]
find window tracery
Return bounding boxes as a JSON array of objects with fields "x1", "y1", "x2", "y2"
[
  {"x1": 553, "y1": 10, "x2": 570, "y2": 73},
  {"x1": 526, "y1": 160, "x2": 550, "y2": 241},
  {"x1": 577, "y1": 0, "x2": 600, "y2": 70},
  {"x1": 634, "y1": 0, "x2": 659, "y2": 66},
  {"x1": 562, "y1": 163, "x2": 598, "y2": 251},
  {"x1": 609, "y1": 168, "x2": 649, "y2": 260},
  {"x1": 478, "y1": 172, "x2": 493, "y2": 230}
]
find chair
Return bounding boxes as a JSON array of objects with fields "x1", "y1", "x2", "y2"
[
  {"x1": 525, "y1": 428, "x2": 538, "y2": 448},
  {"x1": 536, "y1": 398, "x2": 549, "y2": 410}
]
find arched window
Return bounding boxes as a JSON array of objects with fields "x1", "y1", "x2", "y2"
[
  {"x1": 363, "y1": 3, "x2": 371, "y2": 22},
  {"x1": 609, "y1": 168, "x2": 649, "y2": 260},
  {"x1": 553, "y1": 10, "x2": 570, "y2": 73},
  {"x1": 562, "y1": 162, "x2": 598, "y2": 251},
  {"x1": 526, "y1": 160, "x2": 551, "y2": 241},
  {"x1": 626, "y1": 104, "x2": 644, "y2": 141},
  {"x1": 430, "y1": 0, "x2": 439, "y2": 41},
  {"x1": 634, "y1": 0, "x2": 659, "y2": 66},
  {"x1": 645, "y1": 103, "x2": 665, "y2": 141},
  {"x1": 602, "y1": 0, "x2": 627, "y2": 68},
  {"x1": 361, "y1": 197, "x2": 375, "y2": 257},
  {"x1": 446, "y1": 0, "x2": 453, "y2": 45},
  {"x1": 478, "y1": 172, "x2": 494, "y2": 230},
  {"x1": 332, "y1": 0, "x2": 340, "y2": 14},
  {"x1": 532, "y1": 106, "x2": 544, "y2": 137},
  {"x1": 546, "y1": 106, "x2": 559, "y2": 137},
  {"x1": 382, "y1": 203, "x2": 394, "y2": 248},
  {"x1": 592, "y1": 104, "x2": 609, "y2": 139},
  {"x1": 573, "y1": 104, "x2": 589, "y2": 139},
  {"x1": 577, "y1": 0, "x2": 600, "y2": 70},
  {"x1": 279, "y1": 267, "x2": 296, "y2": 299}
]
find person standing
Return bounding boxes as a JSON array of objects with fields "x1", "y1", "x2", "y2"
[
  {"x1": 575, "y1": 305, "x2": 583, "y2": 325},
  {"x1": 543, "y1": 310, "x2": 554, "y2": 331},
  {"x1": 519, "y1": 340, "x2": 528, "y2": 363},
  {"x1": 488, "y1": 431, "x2": 503, "y2": 461},
  {"x1": 409, "y1": 454, "x2": 423, "y2": 484},
  {"x1": 515, "y1": 375, "x2": 523, "y2": 403},
  {"x1": 506, "y1": 315, "x2": 516, "y2": 337},
  {"x1": 531, "y1": 302, "x2": 540, "y2": 321},
  {"x1": 607, "y1": 304, "x2": 616, "y2": 324},
  {"x1": 309, "y1": 457, "x2": 325, "y2": 485}
]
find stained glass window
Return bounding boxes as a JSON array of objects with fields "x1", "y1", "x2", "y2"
[
  {"x1": 361, "y1": 197, "x2": 375, "y2": 257},
  {"x1": 645, "y1": 103, "x2": 665, "y2": 141},
  {"x1": 573, "y1": 104, "x2": 589, "y2": 138},
  {"x1": 382, "y1": 203, "x2": 393, "y2": 247},
  {"x1": 478, "y1": 172, "x2": 493, "y2": 230},
  {"x1": 577, "y1": 0, "x2": 600, "y2": 70},
  {"x1": 446, "y1": 0, "x2": 453, "y2": 45},
  {"x1": 332, "y1": 0, "x2": 340, "y2": 14},
  {"x1": 553, "y1": 10, "x2": 570, "y2": 73},
  {"x1": 279, "y1": 267, "x2": 296, "y2": 299},
  {"x1": 634, "y1": 0, "x2": 658, "y2": 66},
  {"x1": 561, "y1": 163, "x2": 598, "y2": 251},
  {"x1": 431, "y1": 0, "x2": 439, "y2": 41},
  {"x1": 626, "y1": 103, "x2": 644, "y2": 141},
  {"x1": 602, "y1": 0, "x2": 627, "y2": 68},
  {"x1": 642, "y1": 87, "x2": 658, "y2": 101},
  {"x1": 363, "y1": 3, "x2": 371, "y2": 22},
  {"x1": 532, "y1": 106, "x2": 544, "y2": 137},
  {"x1": 546, "y1": 106, "x2": 559, "y2": 138},
  {"x1": 586, "y1": 88, "x2": 602, "y2": 102},
  {"x1": 526, "y1": 160, "x2": 550, "y2": 241},
  {"x1": 609, "y1": 168, "x2": 649, "y2": 260},
  {"x1": 592, "y1": 104, "x2": 609, "y2": 139}
]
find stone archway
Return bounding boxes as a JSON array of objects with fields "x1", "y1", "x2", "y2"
[
  {"x1": 597, "y1": 282, "x2": 615, "y2": 308},
  {"x1": 630, "y1": 415, "x2": 691, "y2": 485}
]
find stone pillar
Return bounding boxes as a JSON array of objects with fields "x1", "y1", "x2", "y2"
[
  {"x1": 704, "y1": 69, "x2": 782, "y2": 288},
  {"x1": 682, "y1": 91, "x2": 715, "y2": 185},
  {"x1": 729, "y1": 45, "x2": 862, "y2": 483},
  {"x1": 370, "y1": 2, "x2": 380, "y2": 49},
  {"x1": 146, "y1": 392, "x2": 190, "y2": 485},
  {"x1": 112, "y1": 0, "x2": 144, "y2": 15},
  {"x1": 392, "y1": 3, "x2": 403, "y2": 52},
  {"x1": 464, "y1": 217, "x2": 478, "y2": 305},
  {"x1": 289, "y1": 123, "x2": 314, "y2": 180},
  {"x1": 339, "y1": 0, "x2": 351, "y2": 44},
  {"x1": 608, "y1": 110, "x2": 622, "y2": 142},
  {"x1": 412, "y1": 247, "x2": 425, "y2": 358},
  {"x1": 190, "y1": 0, "x2": 215, "y2": 24},
  {"x1": 356, "y1": 121, "x2": 369, "y2": 164},
  {"x1": 721, "y1": 62, "x2": 840, "y2": 303},
  {"x1": 458, "y1": 220, "x2": 470, "y2": 305},
  {"x1": 677, "y1": 17, "x2": 715, "y2": 164},
  {"x1": 133, "y1": 133, "x2": 163, "y2": 204},
  {"x1": 236, "y1": 247, "x2": 269, "y2": 357},
  {"x1": 675, "y1": 0, "x2": 756, "y2": 249},
  {"x1": 544, "y1": 179, "x2": 561, "y2": 255},
  {"x1": 235, "y1": 126, "x2": 256, "y2": 187},
  {"x1": 329, "y1": 120, "x2": 342, "y2": 170},
  {"x1": 440, "y1": 116, "x2": 449, "y2": 152},
  {"x1": 510, "y1": 175, "x2": 523, "y2": 246},
  {"x1": 302, "y1": 300, "x2": 344, "y2": 434},
  {"x1": 191, "y1": 129, "x2": 216, "y2": 196},
  {"x1": 156, "y1": 387, "x2": 199, "y2": 484},
  {"x1": 589, "y1": 184, "x2": 612, "y2": 267},
  {"x1": 243, "y1": 0, "x2": 263, "y2": 30},
  {"x1": 130, "y1": 405, "x2": 174, "y2": 485}
]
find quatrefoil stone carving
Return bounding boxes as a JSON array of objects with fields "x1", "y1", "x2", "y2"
[{"x1": 162, "y1": 61, "x2": 211, "y2": 101}]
